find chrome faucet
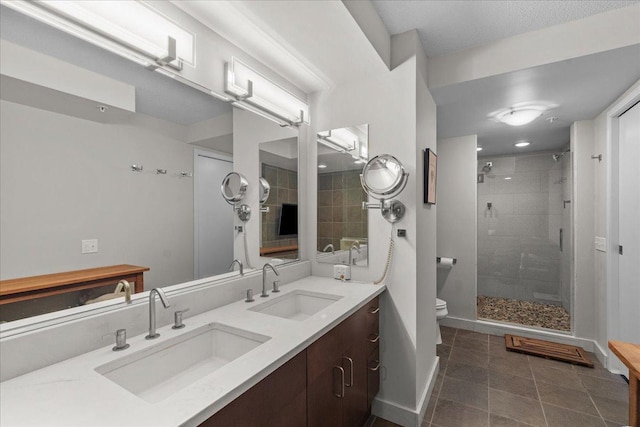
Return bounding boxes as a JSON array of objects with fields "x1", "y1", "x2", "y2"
[
  {"x1": 228, "y1": 259, "x2": 244, "y2": 275},
  {"x1": 145, "y1": 288, "x2": 170, "y2": 340},
  {"x1": 118, "y1": 279, "x2": 132, "y2": 303},
  {"x1": 322, "y1": 244, "x2": 335, "y2": 255},
  {"x1": 261, "y1": 263, "x2": 280, "y2": 298},
  {"x1": 349, "y1": 241, "x2": 361, "y2": 265}
]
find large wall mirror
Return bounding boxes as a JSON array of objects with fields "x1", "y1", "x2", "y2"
[
  {"x1": 0, "y1": 6, "x2": 300, "y2": 323},
  {"x1": 316, "y1": 124, "x2": 369, "y2": 266}
]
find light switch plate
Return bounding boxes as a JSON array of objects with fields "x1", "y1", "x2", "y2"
[
  {"x1": 82, "y1": 239, "x2": 98, "y2": 254},
  {"x1": 595, "y1": 236, "x2": 606, "y2": 252}
]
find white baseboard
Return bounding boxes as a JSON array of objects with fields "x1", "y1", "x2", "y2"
[
  {"x1": 372, "y1": 358, "x2": 439, "y2": 427},
  {"x1": 440, "y1": 316, "x2": 598, "y2": 356}
]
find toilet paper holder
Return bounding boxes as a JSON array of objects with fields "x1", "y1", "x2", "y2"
[{"x1": 436, "y1": 257, "x2": 457, "y2": 265}]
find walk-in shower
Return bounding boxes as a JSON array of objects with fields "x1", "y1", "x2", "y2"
[{"x1": 476, "y1": 150, "x2": 573, "y2": 331}]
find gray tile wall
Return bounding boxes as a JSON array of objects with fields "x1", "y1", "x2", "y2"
[{"x1": 317, "y1": 170, "x2": 368, "y2": 252}]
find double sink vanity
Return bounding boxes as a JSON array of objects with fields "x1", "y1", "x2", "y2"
[{"x1": 0, "y1": 275, "x2": 384, "y2": 426}]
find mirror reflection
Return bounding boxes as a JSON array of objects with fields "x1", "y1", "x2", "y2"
[
  {"x1": 0, "y1": 6, "x2": 300, "y2": 323},
  {"x1": 316, "y1": 124, "x2": 369, "y2": 266},
  {"x1": 259, "y1": 138, "x2": 299, "y2": 262}
]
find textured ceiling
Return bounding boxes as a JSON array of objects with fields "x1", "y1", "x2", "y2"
[{"x1": 372, "y1": 0, "x2": 639, "y2": 57}]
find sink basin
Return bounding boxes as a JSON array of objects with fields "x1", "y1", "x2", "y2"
[
  {"x1": 249, "y1": 290, "x2": 342, "y2": 321},
  {"x1": 96, "y1": 323, "x2": 269, "y2": 403}
]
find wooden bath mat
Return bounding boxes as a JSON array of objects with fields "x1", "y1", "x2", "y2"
[{"x1": 505, "y1": 334, "x2": 594, "y2": 368}]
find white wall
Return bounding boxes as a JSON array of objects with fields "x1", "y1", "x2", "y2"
[
  {"x1": 436, "y1": 136, "x2": 478, "y2": 321},
  {"x1": 592, "y1": 79, "x2": 640, "y2": 362},
  {"x1": 309, "y1": 31, "x2": 438, "y2": 426},
  {"x1": 0, "y1": 100, "x2": 194, "y2": 288},
  {"x1": 571, "y1": 121, "x2": 596, "y2": 339}
]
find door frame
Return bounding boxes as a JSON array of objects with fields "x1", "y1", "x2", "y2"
[
  {"x1": 193, "y1": 148, "x2": 233, "y2": 280},
  {"x1": 605, "y1": 83, "x2": 640, "y2": 372}
]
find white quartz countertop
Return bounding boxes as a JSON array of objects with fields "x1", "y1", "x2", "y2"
[{"x1": 0, "y1": 276, "x2": 385, "y2": 427}]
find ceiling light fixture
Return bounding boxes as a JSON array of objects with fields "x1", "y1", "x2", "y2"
[
  {"x1": 477, "y1": 147, "x2": 483, "y2": 152},
  {"x1": 514, "y1": 141, "x2": 531, "y2": 148},
  {"x1": 504, "y1": 177, "x2": 512, "y2": 180},
  {"x1": 497, "y1": 108, "x2": 543, "y2": 126},
  {"x1": 318, "y1": 164, "x2": 327, "y2": 169}
]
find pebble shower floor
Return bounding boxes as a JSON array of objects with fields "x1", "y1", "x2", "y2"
[{"x1": 477, "y1": 296, "x2": 571, "y2": 332}]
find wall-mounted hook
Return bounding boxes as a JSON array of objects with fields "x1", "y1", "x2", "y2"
[
  {"x1": 179, "y1": 172, "x2": 193, "y2": 178},
  {"x1": 156, "y1": 169, "x2": 167, "y2": 175},
  {"x1": 131, "y1": 164, "x2": 143, "y2": 172},
  {"x1": 591, "y1": 154, "x2": 602, "y2": 162}
]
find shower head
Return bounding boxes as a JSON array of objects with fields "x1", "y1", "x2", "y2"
[{"x1": 552, "y1": 149, "x2": 570, "y2": 162}]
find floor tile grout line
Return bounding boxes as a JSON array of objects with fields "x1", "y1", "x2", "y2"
[{"x1": 531, "y1": 356, "x2": 550, "y2": 427}]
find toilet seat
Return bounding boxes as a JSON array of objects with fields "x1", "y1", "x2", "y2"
[{"x1": 436, "y1": 298, "x2": 447, "y2": 309}]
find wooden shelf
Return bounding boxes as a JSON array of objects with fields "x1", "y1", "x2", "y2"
[
  {"x1": 0, "y1": 264, "x2": 149, "y2": 305},
  {"x1": 260, "y1": 245, "x2": 298, "y2": 256}
]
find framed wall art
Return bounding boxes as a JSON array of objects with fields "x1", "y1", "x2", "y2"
[{"x1": 424, "y1": 148, "x2": 437, "y2": 204}]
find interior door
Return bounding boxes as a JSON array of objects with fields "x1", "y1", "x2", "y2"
[
  {"x1": 195, "y1": 151, "x2": 233, "y2": 279},
  {"x1": 617, "y1": 101, "x2": 640, "y2": 349}
]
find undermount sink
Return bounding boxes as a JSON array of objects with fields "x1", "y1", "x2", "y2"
[
  {"x1": 96, "y1": 323, "x2": 270, "y2": 403},
  {"x1": 249, "y1": 290, "x2": 342, "y2": 321}
]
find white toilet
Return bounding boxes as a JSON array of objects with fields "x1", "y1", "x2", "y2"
[{"x1": 436, "y1": 298, "x2": 448, "y2": 345}]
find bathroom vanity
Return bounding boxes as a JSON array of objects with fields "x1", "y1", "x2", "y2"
[{"x1": 0, "y1": 276, "x2": 384, "y2": 427}]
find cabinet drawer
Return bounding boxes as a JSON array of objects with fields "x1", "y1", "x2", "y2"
[{"x1": 364, "y1": 296, "x2": 380, "y2": 336}]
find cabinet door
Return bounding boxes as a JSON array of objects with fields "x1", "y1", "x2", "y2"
[
  {"x1": 200, "y1": 350, "x2": 307, "y2": 427},
  {"x1": 308, "y1": 322, "x2": 346, "y2": 427}
]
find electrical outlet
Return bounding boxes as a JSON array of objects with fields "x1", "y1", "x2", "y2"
[{"x1": 82, "y1": 239, "x2": 98, "y2": 254}]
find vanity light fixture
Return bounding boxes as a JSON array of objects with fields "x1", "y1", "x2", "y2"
[
  {"x1": 317, "y1": 129, "x2": 356, "y2": 153},
  {"x1": 7, "y1": 1, "x2": 194, "y2": 70},
  {"x1": 225, "y1": 58, "x2": 309, "y2": 127},
  {"x1": 514, "y1": 141, "x2": 531, "y2": 148}
]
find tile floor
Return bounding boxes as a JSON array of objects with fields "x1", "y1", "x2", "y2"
[{"x1": 372, "y1": 326, "x2": 630, "y2": 427}]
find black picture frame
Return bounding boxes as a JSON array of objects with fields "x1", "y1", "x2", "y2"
[{"x1": 424, "y1": 148, "x2": 437, "y2": 204}]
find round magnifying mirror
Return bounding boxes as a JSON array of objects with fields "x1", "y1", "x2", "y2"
[
  {"x1": 361, "y1": 154, "x2": 408, "y2": 199},
  {"x1": 258, "y1": 177, "x2": 271, "y2": 205},
  {"x1": 221, "y1": 172, "x2": 248, "y2": 205}
]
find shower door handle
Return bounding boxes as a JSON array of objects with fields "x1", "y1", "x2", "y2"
[{"x1": 559, "y1": 228, "x2": 563, "y2": 252}]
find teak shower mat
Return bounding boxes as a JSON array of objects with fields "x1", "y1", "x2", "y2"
[{"x1": 505, "y1": 334, "x2": 594, "y2": 368}]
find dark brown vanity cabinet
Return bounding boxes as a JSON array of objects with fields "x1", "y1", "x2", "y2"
[
  {"x1": 200, "y1": 350, "x2": 307, "y2": 427},
  {"x1": 307, "y1": 296, "x2": 380, "y2": 427},
  {"x1": 200, "y1": 295, "x2": 380, "y2": 427}
]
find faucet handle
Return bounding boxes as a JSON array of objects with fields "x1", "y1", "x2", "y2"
[
  {"x1": 272, "y1": 280, "x2": 280, "y2": 293},
  {"x1": 172, "y1": 309, "x2": 189, "y2": 330},
  {"x1": 113, "y1": 329, "x2": 130, "y2": 351}
]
